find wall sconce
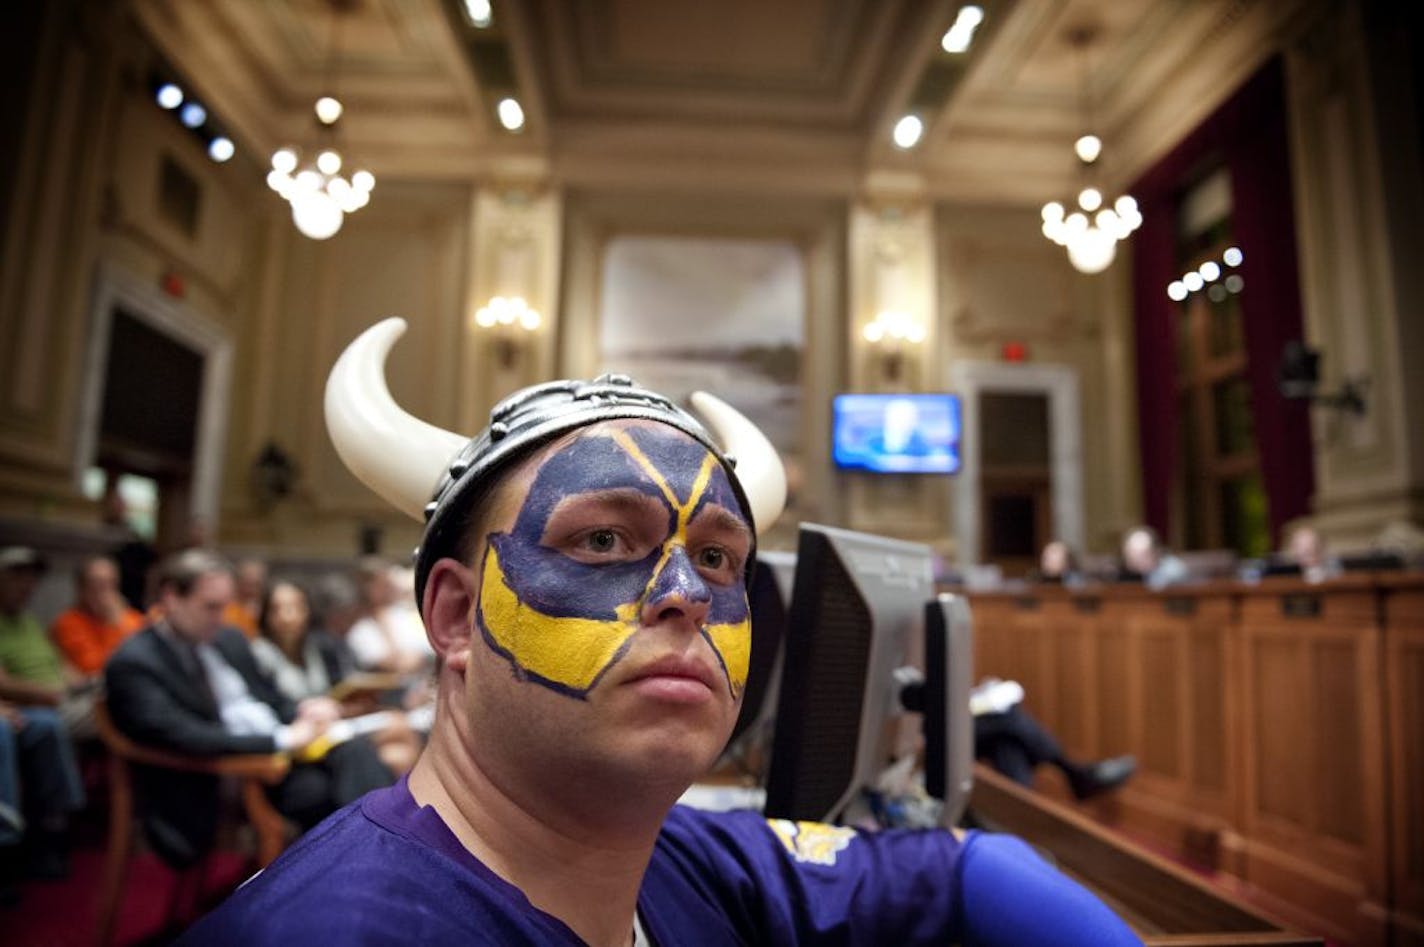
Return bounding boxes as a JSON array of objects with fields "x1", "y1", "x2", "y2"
[
  {"x1": 473, "y1": 295, "x2": 541, "y2": 368},
  {"x1": 251, "y1": 441, "x2": 298, "y2": 508},
  {"x1": 1277, "y1": 340, "x2": 1367, "y2": 416},
  {"x1": 863, "y1": 310, "x2": 925, "y2": 382}
]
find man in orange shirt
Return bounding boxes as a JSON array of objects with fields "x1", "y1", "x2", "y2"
[
  {"x1": 220, "y1": 558, "x2": 266, "y2": 639},
  {"x1": 50, "y1": 556, "x2": 144, "y2": 677}
]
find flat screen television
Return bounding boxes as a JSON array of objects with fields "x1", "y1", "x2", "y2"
[
  {"x1": 763, "y1": 523, "x2": 974, "y2": 828},
  {"x1": 832, "y1": 393, "x2": 962, "y2": 474}
]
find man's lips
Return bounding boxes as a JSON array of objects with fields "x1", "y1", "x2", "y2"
[{"x1": 623, "y1": 654, "x2": 719, "y2": 699}]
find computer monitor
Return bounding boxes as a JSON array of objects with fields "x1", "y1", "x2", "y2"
[
  {"x1": 724, "y1": 550, "x2": 796, "y2": 754},
  {"x1": 921, "y1": 594, "x2": 975, "y2": 827},
  {"x1": 764, "y1": 523, "x2": 971, "y2": 826}
]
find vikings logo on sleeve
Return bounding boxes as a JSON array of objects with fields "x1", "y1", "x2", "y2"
[
  {"x1": 475, "y1": 425, "x2": 751, "y2": 700},
  {"x1": 766, "y1": 819, "x2": 858, "y2": 867}
]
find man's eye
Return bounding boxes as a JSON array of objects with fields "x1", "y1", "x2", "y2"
[
  {"x1": 695, "y1": 546, "x2": 738, "y2": 575},
  {"x1": 581, "y1": 529, "x2": 621, "y2": 553}
]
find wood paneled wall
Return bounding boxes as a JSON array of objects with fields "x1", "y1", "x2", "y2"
[{"x1": 968, "y1": 576, "x2": 1424, "y2": 947}]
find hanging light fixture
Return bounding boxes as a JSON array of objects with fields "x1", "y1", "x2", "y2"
[
  {"x1": 266, "y1": 0, "x2": 374, "y2": 240},
  {"x1": 1040, "y1": 27, "x2": 1141, "y2": 274}
]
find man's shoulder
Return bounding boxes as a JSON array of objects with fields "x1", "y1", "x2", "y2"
[
  {"x1": 182, "y1": 792, "x2": 567, "y2": 945},
  {"x1": 0, "y1": 611, "x2": 44, "y2": 637},
  {"x1": 108, "y1": 625, "x2": 161, "y2": 663},
  {"x1": 49, "y1": 608, "x2": 89, "y2": 631}
]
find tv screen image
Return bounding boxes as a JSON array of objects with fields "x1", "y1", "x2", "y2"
[{"x1": 832, "y1": 393, "x2": 962, "y2": 474}]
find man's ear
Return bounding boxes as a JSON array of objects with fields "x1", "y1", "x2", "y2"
[{"x1": 423, "y1": 558, "x2": 477, "y2": 673}]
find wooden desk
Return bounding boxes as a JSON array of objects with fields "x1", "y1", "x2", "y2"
[{"x1": 966, "y1": 575, "x2": 1424, "y2": 947}]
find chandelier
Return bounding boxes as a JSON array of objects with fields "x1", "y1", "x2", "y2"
[
  {"x1": 1039, "y1": 28, "x2": 1141, "y2": 274},
  {"x1": 265, "y1": 2, "x2": 374, "y2": 240}
]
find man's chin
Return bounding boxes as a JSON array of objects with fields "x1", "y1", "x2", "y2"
[{"x1": 617, "y1": 723, "x2": 730, "y2": 786}]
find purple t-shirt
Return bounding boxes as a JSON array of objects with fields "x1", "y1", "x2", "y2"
[{"x1": 181, "y1": 777, "x2": 1140, "y2": 945}]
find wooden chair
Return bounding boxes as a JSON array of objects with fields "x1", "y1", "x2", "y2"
[{"x1": 93, "y1": 700, "x2": 292, "y2": 946}]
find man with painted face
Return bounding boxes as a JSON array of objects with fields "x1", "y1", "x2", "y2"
[{"x1": 182, "y1": 319, "x2": 1141, "y2": 946}]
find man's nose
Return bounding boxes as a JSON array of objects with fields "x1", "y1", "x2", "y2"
[{"x1": 641, "y1": 546, "x2": 712, "y2": 629}]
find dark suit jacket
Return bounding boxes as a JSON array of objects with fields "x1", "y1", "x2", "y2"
[{"x1": 105, "y1": 624, "x2": 297, "y2": 867}]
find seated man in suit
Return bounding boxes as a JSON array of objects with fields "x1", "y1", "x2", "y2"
[
  {"x1": 180, "y1": 320, "x2": 1141, "y2": 946},
  {"x1": 104, "y1": 550, "x2": 393, "y2": 868}
]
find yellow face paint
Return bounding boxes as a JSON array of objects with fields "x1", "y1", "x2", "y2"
[{"x1": 477, "y1": 542, "x2": 640, "y2": 694}]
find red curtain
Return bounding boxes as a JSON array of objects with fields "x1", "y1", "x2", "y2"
[{"x1": 1128, "y1": 59, "x2": 1314, "y2": 543}]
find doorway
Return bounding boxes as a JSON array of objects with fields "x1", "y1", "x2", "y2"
[
  {"x1": 949, "y1": 361, "x2": 1083, "y2": 572},
  {"x1": 76, "y1": 263, "x2": 232, "y2": 551},
  {"x1": 978, "y1": 392, "x2": 1052, "y2": 576}
]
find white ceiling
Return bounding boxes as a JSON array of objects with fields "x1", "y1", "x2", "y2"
[{"x1": 132, "y1": 0, "x2": 1317, "y2": 203}]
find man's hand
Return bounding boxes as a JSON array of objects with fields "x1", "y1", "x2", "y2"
[
  {"x1": 297, "y1": 696, "x2": 341, "y2": 726},
  {"x1": 281, "y1": 716, "x2": 328, "y2": 751},
  {"x1": 99, "y1": 587, "x2": 127, "y2": 624},
  {"x1": 0, "y1": 669, "x2": 62, "y2": 707},
  {"x1": 0, "y1": 700, "x2": 24, "y2": 729}
]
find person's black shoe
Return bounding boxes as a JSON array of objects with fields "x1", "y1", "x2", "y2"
[{"x1": 1066, "y1": 755, "x2": 1137, "y2": 800}]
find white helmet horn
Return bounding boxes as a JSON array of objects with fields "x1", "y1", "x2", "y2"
[
  {"x1": 689, "y1": 391, "x2": 787, "y2": 531},
  {"x1": 324, "y1": 318, "x2": 468, "y2": 521}
]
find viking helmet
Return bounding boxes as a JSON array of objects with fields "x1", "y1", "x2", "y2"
[{"x1": 324, "y1": 318, "x2": 787, "y2": 611}]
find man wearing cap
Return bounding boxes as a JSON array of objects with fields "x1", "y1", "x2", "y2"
[
  {"x1": 0, "y1": 546, "x2": 86, "y2": 884},
  {"x1": 181, "y1": 320, "x2": 1141, "y2": 945}
]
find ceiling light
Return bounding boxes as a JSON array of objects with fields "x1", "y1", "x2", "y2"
[
  {"x1": 1223, "y1": 246, "x2": 1244, "y2": 267},
  {"x1": 156, "y1": 83, "x2": 183, "y2": 110},
  {"x1": 892, "y1": 115, "x2": 923, "y2": 149},
  {"x1": 497, "y1": 97, "x2": 525, "y2": 131},
  {"x1": 1183, "y1": 272, "x2": 1204, "y2": 292},
  {"x1": 1225, "y1": 274, "x2": 1244, "y2": 293},
  {"x1": 267, "y1": 4, "x2": 373, "y2": 239},
  {"x1": 290, "y1": 190, "x2": 344, "y2": 241},
  {"x1": 463, "y1": 0, "x2": 493, "y2": 28},
  {"x1": 180, "y1": 102, "x2": 206, "y2": 128},
  {"x1": 1199, "y1": 260, "x2": 1221, "y2": 281},
  {"x1": 207, "y1": 137, "x2": 235, "y2": 163},
  {"x1": 1037, "y1": 31, "x2": 1140, "y2": 274},
  {"x1": 1168, "y1": 281, "x2": 1188, "y2": 302},
  {"x1": 941, "y1": 5, "x2": 985, "y2": 54},
  {"x1": 1074, "y1": 134, "x2": 1101, "y2": 163},
  {"x1": 315, "y1": 96, "x2": 343, "y2": 125}
]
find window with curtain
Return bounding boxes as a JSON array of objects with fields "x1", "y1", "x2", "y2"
[{"x1": 1170, "y1": 169, "x2": 1269, "y2": 558}]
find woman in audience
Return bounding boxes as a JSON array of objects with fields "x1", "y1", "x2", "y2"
[
  {"x1": 345, "y1": 558, "x2": 434, "y2": 675},
  {"x1": 1032, "y1": 539, "x2": 1084, "y2": 586},
  {"x1": 1118, "y1": 525, "x2": 1189, "y2": 589},
  {"x1": 251, "y1": 580, "x2": 419, "y2": 775},
  {"x1": 1285, "y1": 525, "x2": 1343, "y2": 583}
]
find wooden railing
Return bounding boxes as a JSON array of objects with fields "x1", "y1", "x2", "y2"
[
  {"x1": 971, "y1": 765, "x2": 1321, "y2": 945},
  {"x1": 964, "y1": 574, "x2": 1424, "y2": 947}
]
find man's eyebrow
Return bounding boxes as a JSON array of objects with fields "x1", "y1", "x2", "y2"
[
  {"x1": 691, "y1": 505, "x2": 754, "y2": 540},
  {"x1": 546, "y1": 488, "x2": 666, "y2": 517}
]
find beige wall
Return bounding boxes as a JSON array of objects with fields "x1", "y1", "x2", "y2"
[{"x1": 1, "y1": 0, "x2": 1419, "y2": 571}]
